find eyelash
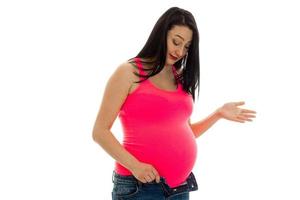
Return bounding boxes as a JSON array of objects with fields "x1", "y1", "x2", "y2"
[{"x1": 173, "y1": 40, "x2": 190, "y2": 49}]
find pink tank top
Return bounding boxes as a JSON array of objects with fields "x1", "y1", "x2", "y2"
[{"x1": 114, "y1": 57, "x2": 197, "y2": 188}]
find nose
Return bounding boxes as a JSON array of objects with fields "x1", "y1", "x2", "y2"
[{"x1": 175, "y1": 47, "x2": 185, "y2": 58}]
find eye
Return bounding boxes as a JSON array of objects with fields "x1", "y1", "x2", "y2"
[{"x1": 173, "y1": 40, "x2": 179, "y2": 46}]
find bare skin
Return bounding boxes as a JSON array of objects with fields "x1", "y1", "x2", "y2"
[
  {"x1": 129, "y1": 25, "x2": 192, "y2": 94},
  {"x1": 92, "y1": 25, "x2": 256, "y2": 185},
  {"x1": 218, "y1": 101, "x2": 256, "y2": 123}
]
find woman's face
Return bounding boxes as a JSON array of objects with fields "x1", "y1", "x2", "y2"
[{"x1": 166, "y1": 25, "x2": 193, "y2": 65}]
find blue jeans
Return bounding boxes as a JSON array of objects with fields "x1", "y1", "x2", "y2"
[{"x1": 111, "y1": 171, "x2": 198, "y2": 200}]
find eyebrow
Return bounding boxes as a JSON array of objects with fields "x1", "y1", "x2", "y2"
[{"x1": 174, "y1": 34, "x2": 191, "y2": 43}]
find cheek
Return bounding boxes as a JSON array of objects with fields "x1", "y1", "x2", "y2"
[
  {"x1": 167, "y1": 45, "x2": 175, "y2": 53},
  {"x1": 167, "y1": 41, "x2": 174, "y2": 52}
]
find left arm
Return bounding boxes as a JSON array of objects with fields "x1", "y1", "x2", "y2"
[
  {"x1": 189, "y1": 109, "x2": 222, "y2": 138},
  {"x1": 189, "y1": 101, "x2": 256, "y2": 138}
]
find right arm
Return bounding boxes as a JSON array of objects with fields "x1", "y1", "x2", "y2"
[
  {"x1": 92, "y1": 62, "x2": 160, "y2": 183},
  {"x1": 92, "y1": 62, "x2": 140, "y2": 172}
]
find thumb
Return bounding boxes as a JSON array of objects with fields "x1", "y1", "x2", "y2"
[
  {"x1": 156, "y1": 174, "x2": 161, "y2": 183},
  {"x1": 152, "y1": 168, "x2": 160, "y2": 183},
  {"x1": 235, "y1": 101, "x2": 245, "y2": 106}
]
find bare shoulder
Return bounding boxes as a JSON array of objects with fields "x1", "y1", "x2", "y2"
[
  {"x1": 117, "y1": 60, "x2": 140, "y2": 83},
  {"x1": 91, "y1": 60, "x2": 138, "y2": 134}
]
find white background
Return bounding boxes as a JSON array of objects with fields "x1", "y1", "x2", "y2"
[{"x1": 1, "y1": 0, "x2": 299, "y2": 199}]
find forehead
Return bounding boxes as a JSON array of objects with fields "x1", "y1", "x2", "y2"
[{"x1": 168, "y1": 25, "x2": 193, "y2": 42}]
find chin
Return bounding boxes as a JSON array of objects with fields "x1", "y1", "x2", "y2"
[{"x1": 166, "y1": 59, "x2": 175, "y2": 65}]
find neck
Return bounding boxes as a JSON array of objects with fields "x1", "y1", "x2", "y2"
[
  {"x1": 163, "y1": 64, "x2": 172, "y2": 72},
  {"x1": 162, "y1": 64, "x2": 173, "y2": 74},
  {"x1": 141, "y1": 57, "x2": 174, "y2": 75}
]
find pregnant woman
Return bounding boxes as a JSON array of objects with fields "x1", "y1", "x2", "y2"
[{"x1": 92, "y1": 7, "x2": 256, "y2": 200}]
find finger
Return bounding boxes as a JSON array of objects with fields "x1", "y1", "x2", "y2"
[
  {"x1": 242, "y1": 114, "x2": 256, "y2": 118},
  {"x1": 239, "y1": 116, "x2": 253, "y2": 121},
  {"x1": 140, "y1": 178, "x2": 147, "y2": 183},
  {"x1": 241, "y1": 109, "x2": 256, "y2": 114},
  {"x1": 234, "y1": 101, "x2": 245, "y2": 106},
  {"x1": 232, "y1": 118, "x2": 245, "y2": 123},
  {"x1": 156, "y1": 175, "x2": 160, "y2": 183},
  {"x1": 237, "y1": 115, "x2": 247, "y2": 120},
  {"x1": 237, "y1": 116, "x2": 253, "y2": 122},
  {"x1": 148, "y1": 172, "x2": 155, "y2": 181},
  {"x1": 145, "y1": 175, "x2": 152, "y2": 182},
  {"x1": 152, "y1": 169, "x2": 161, "y2": 183}
]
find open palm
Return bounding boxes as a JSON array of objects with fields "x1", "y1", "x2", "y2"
[{"x1": 217, "y1": 101, "x2": 256, "y2": 123}]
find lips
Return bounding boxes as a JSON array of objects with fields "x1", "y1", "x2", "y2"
[{"x1": 169, "y1": 54, "x2": 178, "y2": 60}]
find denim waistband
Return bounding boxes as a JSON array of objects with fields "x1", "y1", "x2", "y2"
[
  {"x1": 112, "y1": 171, "x2": 189, "y2": 187},
  {"x1": 112, "y1": 170, "x2": 167, "y2": 185},
  {"x1": 112, "y1": 170, "x2": 198, "y2": 197}
]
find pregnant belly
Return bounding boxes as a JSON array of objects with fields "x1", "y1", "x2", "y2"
[{"x1": 123, "y1": 128, "x2": 198, "y2": 187}]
